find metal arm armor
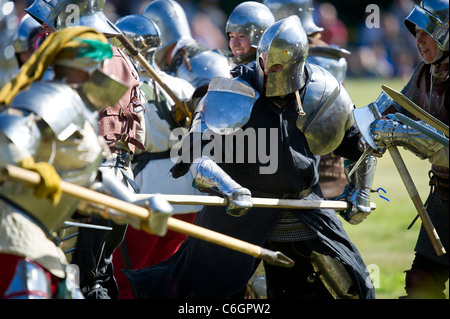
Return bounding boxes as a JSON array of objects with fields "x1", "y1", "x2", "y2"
[
  {"x1": 194, "y1": 156, "x2": 252, "y2": 217},
  {"x1": 339, "y1": 155, "x2": 377, "y2": 225},
  {"x1": 371, "y1": 118, "x2": 443, "y2": 159}
]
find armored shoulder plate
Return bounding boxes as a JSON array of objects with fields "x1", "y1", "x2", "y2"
[
  {"x1": 196, "y1": 76, "x2": 259, "y2": 135},
  {"x1": 9, "y1": 81, "x2": 87, "y2": 141},
  {"x1": 296, "y1": 64, "x2": 354, "y2": 155}
]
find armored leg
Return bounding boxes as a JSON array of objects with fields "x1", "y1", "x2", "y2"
[
  {"x1": 402, "y1": 252, "x2": 448, "y2": 299},
  {"x1": 310, "y1": 251, "x2": 361, "y2": 299},
  {"x1": 403, "y1": 269, "x2": 446, "y2": 299},
  {"x1": 264, "y1": 241, "x2": 333, "y2": 299},
  {"x1": 0, "y1": 255, "x2": 83, "y2": 299},
  {"x1": 1, "y1": 257, "x2": 52, "y2": 299}
]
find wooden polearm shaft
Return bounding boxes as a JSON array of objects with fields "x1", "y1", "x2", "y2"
[
  {"x1": 368, "y1": 100, "x2": 446, "y2": 257},
  {"x1": 388, "y1": 147, "x2": 446, "y2": 256},
  {"x1": 1, "y1": 165, "x2": 294, "y2": 267},
  {"x1": 133, "y1": 194, "x2": 377, "y2": 211}
]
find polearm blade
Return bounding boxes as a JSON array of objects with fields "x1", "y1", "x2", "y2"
[
  {"x1": 133, "y1": 194, "x2": 377, "y2": 211},
  {"x1": 166, "y1": 217, "x2": 294, "y2": 268},
  {"x1": 0, "y1": 165, "x2": 294, "y2": 268},
  {"x1": 382, "y1": 85, "x2": 449, "y2": 136}
]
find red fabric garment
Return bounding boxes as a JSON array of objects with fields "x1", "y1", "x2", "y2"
[
  {"x1": 112, "y1": 213, "x2": 197, "y2": 299},
  {"x1": 0, "y1": 253, "x2": 20, "y2": 297}
]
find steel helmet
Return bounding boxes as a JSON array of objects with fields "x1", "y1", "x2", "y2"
[
  {"x1": 115, "y1": 14, "x2": 161, "y2": 66},
  {"x1": 13, "y1": 14, "x2": 42, "y2": 53},
  {"x1": 263, "y1": 0, "x2": 323, "y2": 35},
  {"x1": 226, "y1": 1, "x2": 275, "y2": 48},
  {"x1": 142, "y1": 0, "x2": 192, "y2": 69},
  {"x1": 55, "y1": 0, "x2": 120, "y2": 36},
  {"x1": 25, "y1": 0, "x2": 59, "y2": 28},
  {"x1": 256, "y1": 15, "x2": 309, "y2": 97},
  {"x1": 404, "y1": 0, "x2": 449, "y2": 50}
]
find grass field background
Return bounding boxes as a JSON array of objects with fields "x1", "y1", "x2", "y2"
[{"x1": 343, "y1": 78, "x2": 448, "y2": 299}]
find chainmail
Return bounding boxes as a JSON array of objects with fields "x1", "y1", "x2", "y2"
[
  {"x1": 228, "y1": 52, "x2": 256, "y2": 66},
  {"x1": 400, "y1": 62, "x2": 422, "y2": 105},
  {"x1": 268, "y1": 211, "x2": 317, "y2": 242},
  {"x1": 415, "y1": 192, "x2": 449, "y2": 266}
]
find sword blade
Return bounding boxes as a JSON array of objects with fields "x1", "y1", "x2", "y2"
[{"x1": 382, "y1": 85, "x2": 449, "y2": 135}]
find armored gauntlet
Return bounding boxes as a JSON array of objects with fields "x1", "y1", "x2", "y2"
[
  {"x1": 370, "y1": 117, "x2": 443, "y2": 159},
  {"x1": 193, "y1": 157, "x2": 252, "y2": 217},
  {"x1": 338, "y1": 155, "x2": 376, "y2": 225}
]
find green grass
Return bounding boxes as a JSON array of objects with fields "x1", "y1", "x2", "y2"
[{"x1": 343, "y1": 78, "x2": 449, "y2": 299}]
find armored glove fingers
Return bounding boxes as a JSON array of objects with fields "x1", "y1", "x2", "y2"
[
  {"x1": 370, "y1": 116, "x2": 443, "y2": 159},
  {"x1": 337, "y1": 156, "x2": 376, "y2": 225},
  {"x1": 18, "y1": 156, "x2": 62, "y2": 206},
  {"x1": 226, "y1": 188, "x2": 253, "y2": 217},
  {"x1": 194, "y1": 157, "x2": 253, "y2": 217}
]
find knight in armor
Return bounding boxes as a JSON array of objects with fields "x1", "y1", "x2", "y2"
[
  {"x1": 0, "y1": 26, "x2": 121, "y2": 299},
  {"x1": 109, "y1": 14, "x2": 202, "y2": 299},
  {"x1": 367, "y1": 0, "x2": 448, "y2": 299},
  {"x1": 24, "y1": 0, "x2": 147, "y2": 298},
  {"x1": 141, "y1": 0, "x2": 231, "y2": 90},
  {"x1": 264, "y1": 0, "x2": 350, "y2": 84},
  {"x1": 125, "y1": 16, "x2": 377, "y2": 299},
  {"x1": 264, "y1": 0, "x2": 351, "y2": 200},
  {"x1": 224, "y1": 2, "x2": 275, "y2": 299},
  {"x1": 225, "y1": 1, "x2": 275, "y2": 70}
]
